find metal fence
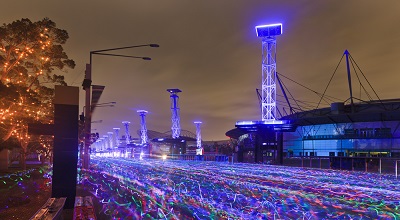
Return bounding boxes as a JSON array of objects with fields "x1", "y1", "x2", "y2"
[
  {"x1": 167, "y1": 154, "x2": 400, "y2": 178},
  {"x1": 168, "y1": 154, "x2": 234, "y2": 163},
  {"x1": 283, "y1": 156, "x2": 400, "y2": 177}
]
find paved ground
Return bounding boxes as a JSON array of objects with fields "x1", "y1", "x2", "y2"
[
  {"x1": 0, "y1": 164, "x2": 106, "y2": 220},
  {"x1": 0, "y1": 165, "x2": 52, "y2": 220}
]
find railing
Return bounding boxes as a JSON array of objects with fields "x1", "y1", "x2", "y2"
[
  {"x1": 168, "y1": 154, "x2": 234, "y2": 163},
  {"x1": 30, "y1": 197, "x2": 66, "y2": 220},
  {"x1": 166, "y1": 154, "x2": 399, "y2": 177},
  {"x1": 283, "y1": 156, "x2": 400, "y2": 175}
]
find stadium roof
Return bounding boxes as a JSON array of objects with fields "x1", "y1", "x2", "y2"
[
  {"x1": 226, "y1": 99, "x2": 400, "y2": 139},
  {"x1": 281, "y1": 99, "x2": 400, "y2": 126}
]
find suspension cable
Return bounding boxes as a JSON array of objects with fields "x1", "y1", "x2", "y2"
[
  {"x1": 349, "y1": 53, "x2": 384, "y2": 106},
  {"x1": 317, "y1": 53, "x2": 345, "y2": 109}
]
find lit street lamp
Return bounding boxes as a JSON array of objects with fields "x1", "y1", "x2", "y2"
[{"x1": 82, "y1": 44, "x2": 159, "y2": 169}]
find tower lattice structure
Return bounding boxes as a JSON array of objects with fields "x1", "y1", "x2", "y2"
[
  {"x1": 137, "y1": 110, "x2": 149, "y2": 144},
  {"x1": 167, "y1": 89, "x2": 182, "y2": 139},
  {"x1": 122, "y1": 121, "x2": 131, "y2": 145},
  {"x1": 261, "y1": 37, "x2": 277, "y2": 121},
  {"x1": 102, "y1": 135, "x2": 109, "y2": 150},
  {"x1": 256, "y1": 23, "x2": 282, "y2": 122},
  {"x1": 107, "y1": 132, "x2": 114, "y2": 149},
  {"x1": 194, "y1": 121, "x2": 202, "y2": 155},
  {"x1": 113, "y1": 127, "x2": 120, "y2": 148}
]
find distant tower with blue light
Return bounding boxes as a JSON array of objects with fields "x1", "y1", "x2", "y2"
[
  {"x1": 113, "y1": 127, "x2": 120, "y2": 147},
  {"x1": 255, "y1": 23, "x2": 282, "y2": 122},
  {"x1": 167, "y1": 89, "x2": 182, "y2": 139},
  {"x1": 122, "y1": 121, "x2": 131, "y2": 145},
  {"x1": 107, "y1": 132, "x2": 114, "y2": 150},
  {"x1": 194, "y1": 121, "x2": 202, "y2": 155},
  {"x1": 137, "y1": 110, "x2": 148, "y2": 144},
  {"x1": 102, "y1": 135, "x2": 109, "y2": 151}
]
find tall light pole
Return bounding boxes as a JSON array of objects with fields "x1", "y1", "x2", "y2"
[
  {"x1": 255, "y1": 23, "x2": 282, "y2": 122},
  {"x1": 194, "y1": 121, "x2": 202, "y2": 155},
  {"x1": 113, "y1": 127, "x2": 120, "y2": 157},
  {"x1": 167, "y1": 89, "x2": 182, "y2": 139},
  {"x1": 122, "y1": 121, "x2": 131, "y2": 158},
  {"x1": 82, "y1": 44, "x2": 159, "y2": 169},
  {"x1": 137, "y1": 110, "x2": 148, "y2": 145}
]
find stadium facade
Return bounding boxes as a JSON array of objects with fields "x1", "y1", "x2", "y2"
[{"x1": 226, "y1": 99, "x2": 400, "y2": 163}]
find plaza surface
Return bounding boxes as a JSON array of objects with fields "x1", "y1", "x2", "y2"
[{"x1": 81, "y1": 157, "x2": 400, "y2": 219}]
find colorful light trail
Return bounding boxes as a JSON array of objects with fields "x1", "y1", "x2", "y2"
[{"x1": 81, "y1": 158, "x2": 400, "y2": 219}]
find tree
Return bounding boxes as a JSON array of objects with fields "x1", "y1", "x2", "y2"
[
  {"x1": 0, "y1": 18, "x2": 75, "y2": 169},
  {"x1": 0, "y1": 18, "x2": 75, "y2": 85}
]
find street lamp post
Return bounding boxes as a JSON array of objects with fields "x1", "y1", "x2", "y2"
[{"x1": 82, "y1": 43, "x2": 159, "y2": 169}]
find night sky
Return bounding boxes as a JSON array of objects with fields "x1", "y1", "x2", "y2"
[{"x1": 2, "y1": 1, "x2": 400, "y2": 141}]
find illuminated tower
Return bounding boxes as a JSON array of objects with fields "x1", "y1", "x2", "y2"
[
  {"x1": 93, "y1": 139, "x2": 99, "y2": 153},
  {"x1": 107, "y1": 132, "x2": 114, "y2": 150},
  {"x1": 122, "y1": 121, "x2": 131, "y2": 145},
  {"x1": 137, "y1": 110, "x2": 148, "y2": 144},
  {"x1": 255, "y1": 23, "x2": 282, "y2": 122},
  {"x1": 236, "y1": 23, "x2": 295, "y2": 165},
  {"x1": 194, "y1": 121, "x2": 202, "y2": 155},
  {"x1": 167, "y1": 89, "x2": 182, "y2": 138},
  {"x1": 113, "y1": 127, "x2": 120, "y2": 148},
  {"x1": 102, "y1": 135, "x2": 109, "y2": 151},
  {"x1": 98, "y1": 138, "x2": 104, "y2": 152}
]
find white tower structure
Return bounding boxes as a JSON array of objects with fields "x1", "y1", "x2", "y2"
[
  {"x1": 93, "y1": 139, "x2": 100, "y2": 154},
  {"x1": 113, "y1": 127, "x2": 120, "y2": 147},
  {"x1": 194, "y1": 121, "x2": 203, "y2": 155},
  {"x1": 167, "y1": 89, "x2": 182, "y2": 138},
  {"x1": 102, "y1": 135, "x2": 109, "y2": 151},
  {"x1": 122, "y1": 121, "x2": 131, "y2": 145},
  {"x1": 107, "y1": 132, "x2": 114, "y2": 151},
  {"x1": 96, "y1": 137, "x2": 104, "y2": 153},
  {"x1": 255, "y1": 23, "x2": 282, "y2": 122},
  {"x1": 137, "y1": 110, "x2": 148, "y2": 144}
]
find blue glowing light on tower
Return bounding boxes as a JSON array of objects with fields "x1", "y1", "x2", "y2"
[
  {"x1": 167, "y1": 89, "x2": 182, "y2": 139},
  {"x1": 137, "y1": 110, "x2": 148, "y2": 144},
  {"x1": 255, "y1": 23, "x2": 282, "y2": 122}
]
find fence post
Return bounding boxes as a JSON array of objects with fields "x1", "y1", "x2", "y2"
[{"x1": 379, "y1": 158, "x2": 382, "y2": 174}]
